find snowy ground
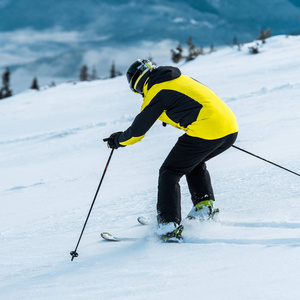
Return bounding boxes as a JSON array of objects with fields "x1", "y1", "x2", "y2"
[{"x1": 0, "y1": 35, "x2": 300, "y2": 300}]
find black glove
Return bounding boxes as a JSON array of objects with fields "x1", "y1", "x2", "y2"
[{"x1": 103, "y1": 131, "x2": 124, "y2": 149}]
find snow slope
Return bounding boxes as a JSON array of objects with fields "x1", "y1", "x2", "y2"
[{"x1": 0, "y1": 35, "x2": 300, "y2": 299}]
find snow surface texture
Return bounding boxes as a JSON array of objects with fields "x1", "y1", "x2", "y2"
[{"x1": 1, "y1": 35, "x2": 300, "y2": 299}]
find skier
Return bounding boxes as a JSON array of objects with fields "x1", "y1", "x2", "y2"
[{"x1": 105, "y1": 59, "x2": 238, "y2": 242}]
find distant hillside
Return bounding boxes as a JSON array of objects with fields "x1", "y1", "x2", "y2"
[
  {"x1": 0, "y1": 0, "x2": 299, "y2": 93},
  {"x1": 1, "y1": 0, "x2": 299, "y2": 43}
]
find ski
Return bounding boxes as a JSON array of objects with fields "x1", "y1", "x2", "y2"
[
  {"x1": 100, "y1": 230, "x2": 183, "y2": 243},
  {"x1": 137, "y1": 216, "x2": 151, "y2": 225},
  {"x1": 101, "y1": 209, "x2": 220, "y2": 243},
  {"x1": 137, "y1": 208, "x2": 220, "y2": 226},
  {"x1": 186, "y1": 208, "x2": 220, "y2": 221},
  {"x1": 100, "y1": 232, "x2": 141, "y2": 242},
  {"x1": 100, "y1": 232, "x2": 120, "y2": 242}
]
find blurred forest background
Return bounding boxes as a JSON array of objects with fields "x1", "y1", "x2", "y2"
[{"x1": 0, "y1": 0, "x2": 299, "y2": 96}]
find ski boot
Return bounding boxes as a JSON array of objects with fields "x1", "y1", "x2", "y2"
[
  {"x1": 157, "y1": 222, "x2": 184, "y2": 243},
  {"x1": 186, "y1": 200, "x2": 219, "y2": 221}
]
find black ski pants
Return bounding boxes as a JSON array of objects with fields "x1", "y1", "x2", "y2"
[{"x1": 157, "y1": 132, "x2": 238, "y2": 224}]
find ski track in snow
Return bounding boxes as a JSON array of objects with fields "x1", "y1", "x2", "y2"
[
  {"x1": 0, "y1": 122, "x2": 107, "y2": 145},
  {"x1": 225, "y1": 82, "x2": 300, "y2": 102},
  {"x1": 0, "y1": 118, "x2": 136, "y2": 146},
  {"x1": 1, "y1": 35, "x2": 300, "y2": 300}
]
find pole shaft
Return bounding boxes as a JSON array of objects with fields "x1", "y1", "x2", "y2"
[
  {"x1": 232, "y1": 145, "x2": 300, "y2": 177},
  {"x1": 71, "y1": 148, "x2": 115, "y2": 261}
]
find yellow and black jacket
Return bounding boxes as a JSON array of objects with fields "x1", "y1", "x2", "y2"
[{"x1": 119, "y1": 66, "x2": 238, "y2": 146}]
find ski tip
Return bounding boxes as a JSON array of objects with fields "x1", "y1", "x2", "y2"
[
  {"x1": 100, "y1": 232, "x2": 120, "y2": 242},
  {"x1": 137, "y1": 216, "x2": 151, "y2": 225}
]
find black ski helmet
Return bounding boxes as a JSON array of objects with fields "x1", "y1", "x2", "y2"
[{"x1": 126, "y1": 59, "x2": 156, "y2": 94}]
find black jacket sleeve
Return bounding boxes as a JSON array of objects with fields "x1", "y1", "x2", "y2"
[{"x1": 118, "y1": 95, "x2": 165, "y2": 146}]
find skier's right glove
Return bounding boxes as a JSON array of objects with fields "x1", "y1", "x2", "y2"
[{"x1": 103, "y1": 131, "x2": 125, "y2": 149}]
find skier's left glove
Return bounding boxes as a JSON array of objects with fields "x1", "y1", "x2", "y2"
[{"x1": 103, "y1": 131, "x2": 125, "y2": 149}]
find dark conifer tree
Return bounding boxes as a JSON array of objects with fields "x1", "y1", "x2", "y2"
[
  {"x1": 171, "y1": 43, "x2": 183, "y2": 63},
  {"x1": 80, "y1": 65, "x2": 89, "y2": 81},
  {"x1": 258, "y1": 28, "x2": 272, "y2": 43},
  {"x1": 233, "y1": 36, "x2": 238, "y2": 46},
  {"x1": 31, "y1": 77, "x2": 39, "y2": 90},
  {"x1": 110, "y1": 61, "x2": 116, "y2": 78},
  {"x1": 90, "y1": 65, "x2": 98, "y2": 80},
  {"x1": 0, "y1": 68, "x2": 13, "y2": 99}
]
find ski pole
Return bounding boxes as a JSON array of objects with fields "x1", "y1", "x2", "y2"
[
  {"x1": 232, "y1": 145, "x2": 300, "y2": 177},
  {"x1": 70, "y1": 148, "x2": 115, "y2": 261}
]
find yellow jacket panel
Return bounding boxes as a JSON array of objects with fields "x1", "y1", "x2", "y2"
[{"x1": 119, "y1": 66, "x2": 238, "y2": 146}]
